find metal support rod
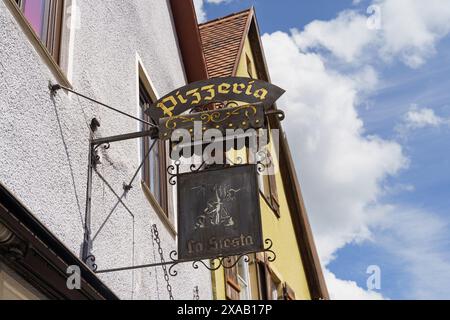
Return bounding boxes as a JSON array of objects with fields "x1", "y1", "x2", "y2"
[
  {"x1": 91, "y1": 129, "x2": 158, "y2": 146},
  {"x1": 91, "y1": 139, "x2": 158, "y2": 242},
  {"x1": 95, "y1": 259, "x2": 183, "y2": 274},
  {"x1": 95, "y1": 240, "x2": 276, "y2": 275},
  {"x1": 81, "y1": 142, "x2": 95, "y2": 267},
  {"x1": 126, "y1": 139, "x2": 158, "y2": 187},
  {"x1": 50, "y1": 84, "x2": 155, "y2": 127},
  {"x1": 93, "y1": 169, "x2": 135, "y2": 219}
]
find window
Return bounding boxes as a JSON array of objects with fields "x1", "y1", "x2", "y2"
[
  {"x1": 139, "y1": 80, "x2": 168, "y2": 215},
  {"x1": 224, "y1": 257, "x2": 240, "y2": 300},
  {"x1": 257, "y1": 149, "x2": 280, "y2": 217},
  {"x1": 14, "y1": 0, "x2": 64, "y2": 63},
  {"x1": 253, "y1": 254, "x2": 288, "y2": 300},
  {"x1": 224, "y1": 257, "x2": 252, "y2": 300},
  {"x1": 268, "y1": 275, "x2": 280, "y2": 300},
  {"x1": 282, "y1": 283, "x2": 296, "y2": 300},
  {"x1": 237, "y1": 259, "x2": 252, "y2": 300}
]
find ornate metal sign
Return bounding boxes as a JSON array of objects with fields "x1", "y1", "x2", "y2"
[
  {"x1": 144, "y1": 77, "x2": 285, "y2": 123},
  {"x1": 50, "y1": 82, "x2": 277, "y2": 278},
  {"x1": 177, "y1": 164, "x2": 263, "y2": 260}
]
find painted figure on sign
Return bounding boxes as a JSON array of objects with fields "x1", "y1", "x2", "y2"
[{"x1": 194, "y1": 184, "x2": 240, "y2": 229}]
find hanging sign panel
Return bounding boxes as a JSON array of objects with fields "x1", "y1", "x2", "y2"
[
  {"x1": 144, "y1": 77, "x2": 285, "y2": 123},
  {"x1": 177, "y1": 164, "x2": 263, "y2": 260}
]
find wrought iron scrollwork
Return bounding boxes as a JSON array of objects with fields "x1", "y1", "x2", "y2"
[
  {"x1": 85, "y1": 255, "x2": 98, "y2": 271},
  {"x1": 168, "y1": 250, "x2": 180, "y2": 277},
  {"x1": 167, "y1": 160, "x2": 208, "y2": 186},
  {"x1": 94, "y1": 143, "x2": 110, "y2": 152},
  {"x1": 225, "y1": 156, "x2": 244, "y2": 166},
  {"x1": 169, "y1": 238, "x2": 276, "y2": 274},
  {"x1": 167, "y1": 161, "x2": 181, "y2": 186},
  {"x1": 256, "y1": 149, "x2": 272, "y2": 174},
  {"x1": 92, "y1": 143, "x2": 111, "y2": 166},
  {"x1": 264, "y1": 239, "x2": 276, "y2": 262},
  {"x1": 189, "y1": 161, "x2": 206, "y2": 173},
  {"x1": 189, "y1": 100, "x2": 247, "y2": 113},
  {"x1": 94, "y1": 239, "x2": 276, "y2": 278}
]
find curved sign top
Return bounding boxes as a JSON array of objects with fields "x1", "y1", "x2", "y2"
[{"x1": 143, "y1": 77, "x2": 285, "y2": 123}]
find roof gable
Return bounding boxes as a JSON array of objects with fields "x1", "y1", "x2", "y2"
[{"x1": 199, "y1": 9, "x2": 252, "y2": 78}]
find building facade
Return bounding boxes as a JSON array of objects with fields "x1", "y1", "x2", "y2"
[
  {"x1": 0, "y1": 0, "x2": 327, "y2": 301},
  {"x1": 0, "y1": 0, "x2": 212, "y2": 299}
]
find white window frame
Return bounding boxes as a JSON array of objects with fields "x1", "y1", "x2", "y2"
[{"x1": 237, "y1": 259, "x2": 252, "y2": 300}]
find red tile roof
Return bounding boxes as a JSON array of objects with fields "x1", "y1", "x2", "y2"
[{"x1": 199, "y1": 9, "x2": 252, "y2": 78}]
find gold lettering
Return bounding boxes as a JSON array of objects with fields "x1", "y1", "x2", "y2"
[
  {"x1": 218, "y1": 83, "x2": 231, "y2": 94},
  {"x1": 187, "y1": 88, "x2": 201, "y2": 104},
  {"x1": 201, "y1": 85, "x2": 215, "y2": 101},
  {"x1": 157, "y1": 96, "x2": 177, "y2": 117},
  {"x1": 254, "y1": 88, "x2": 268, "y2": 100},
  {"x1": 176, "y1": 90, "x2": 187, "y2": 104},
  {"x1": 245, "y1": 81, "x2": 255, "y2": 95},
  {"x1": 233, "y1": 83, "x2": 246, "y2": 94}
]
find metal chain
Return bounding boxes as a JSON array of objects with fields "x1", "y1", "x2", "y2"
[
  {"x1": 193, "y1": 286, "x2": 200, "y2": 300},
  {"x1": 152, "y1": 224, "x2": 174, "y2": 300}
]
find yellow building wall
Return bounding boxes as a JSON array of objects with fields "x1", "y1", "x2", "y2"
[
  {"x1": 211, "y1": 36, "x2": 311, "y2": 300},
  {"x1": 258, "y1": 146, "x2": 311, "y2": 300}
]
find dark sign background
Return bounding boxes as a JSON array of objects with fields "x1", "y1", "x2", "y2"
[
  {"x1": 145, "y1": 77, "x2": 285, "y2": 123},
  {"x1": 177, "y1": 164, "x2": 263, "y2": 260}
]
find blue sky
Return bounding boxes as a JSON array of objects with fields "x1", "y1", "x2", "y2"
[{"x1": 195, "y1": 0, "x2": 450, "y2": 299}]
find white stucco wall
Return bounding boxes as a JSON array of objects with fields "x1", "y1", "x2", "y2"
[{"x1": 0, "y1": 0, "x2": 212, "y2": 300}]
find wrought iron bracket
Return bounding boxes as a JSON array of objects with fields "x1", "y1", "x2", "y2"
[
  {"x1": 81, "y1": 133, "x2": 159, "y2": 270},
  {"x1": 94, "y1": 238, "x2": 276, "y2": 276}
]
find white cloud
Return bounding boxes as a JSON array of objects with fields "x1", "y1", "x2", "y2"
[
  {"x1": 293, "y1": 0, "x2": 450, "y2": 68},
  {"x1": 193, "y1": 0, "x2": 233, "y2": 23},
  {"x1": 262, "y1": 31, "x2": 407, "y2": 265},
  {"x1": 196, "y1": 0, "x2": 450, "y2": 299},
  {"x1": 193, "y1": 0, "x2": 207, "y2": 23},
  {"x1": 261, "y1": 0, "x2": 450, "y2": 299},
  {"x1": 396, "y1": 105, "x2": 448, "y2": 137},
  {"x1": 377, "y1": 0, "x2": 450, "y2": 68},
  {"x1": 324, "y1": 269, "x2": 384, "y2": 300},
  {"x1": 292, "y1": 11, "x2": 375, "y2": 63},
  {"x1": 404, "y1": 106, "x2": 445, "y2": 128}
]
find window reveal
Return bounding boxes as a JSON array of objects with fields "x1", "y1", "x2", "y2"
[{"x1": 139, "y1": 81, "x2": 168, "y2": 215}]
